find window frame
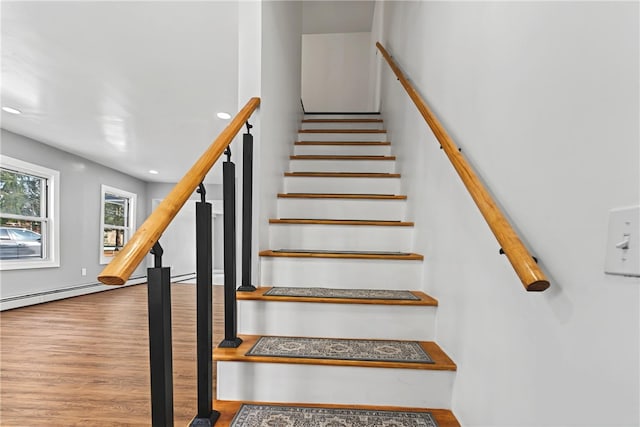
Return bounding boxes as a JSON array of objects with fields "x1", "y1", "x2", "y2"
[
  {"x1": 100, "y1": 184, "x2": 136, "y2": 265},
  {"x1": 0, "y1": 155, "x2": 60, "y2": 270}
]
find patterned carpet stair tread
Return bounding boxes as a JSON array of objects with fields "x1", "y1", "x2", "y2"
[
  {"x1": 231, "y1": 404, "x2": 440, "y2": 427},
  {"x1": 264, "y1": 287, "x2": 420, "y2": 300},
  {"x1": 246, "y1": 336, "x2": 434, "y2": 364},
  {"x1": 212, "y1": 401, "x2": 461, "y2": 427}
]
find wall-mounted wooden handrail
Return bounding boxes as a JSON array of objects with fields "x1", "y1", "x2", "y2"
[
  {"x1": 98, "y1": 97, "x2": 260, "y2": 286},
  {"x1": 376, "y1": 42, "x2": 549, "y2": 292}
]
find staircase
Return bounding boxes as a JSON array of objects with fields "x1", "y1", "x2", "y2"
[{"x1": 213, "y1": 114, "x2": 460, "y2": 426}]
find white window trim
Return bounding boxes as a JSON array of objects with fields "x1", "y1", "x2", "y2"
[
  {"x1": 100, "y1": 184, "x2": 136, "y2": 265},
  {"x1": 0, "y1": 155, "x2": 60, "y2": 270}
]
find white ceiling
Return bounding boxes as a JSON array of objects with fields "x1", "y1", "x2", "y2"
[
  {"x1": 303, "y1": 1, "x2": 375, "y2": 34},
  {"x1": 1, "y1": 1, "x2": 239, "y2": 184},
  {"x1": 1, "y1": 1, "x2": 375, "y2": 184}
]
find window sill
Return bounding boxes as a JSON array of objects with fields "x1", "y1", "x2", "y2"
[{"x1": 0, "y1": 258, "x2": 60, "y2": 271}]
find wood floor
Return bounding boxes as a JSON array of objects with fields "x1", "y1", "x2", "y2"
[{"x1": 0, "y1": 284, "x2": 224, "y2": 426}]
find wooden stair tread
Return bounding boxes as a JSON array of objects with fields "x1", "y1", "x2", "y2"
[
  {"x1": 290, "y1": 154, "x2": 395, "y2": 160},
  {"x1": 295, "y1": 140, "x2": 391, "y2": 146},
  {"x1": 269, "y1": 218, "x2": 415, "y2": 226},
  {"x1": 214, "y1": 335, "x2": 456, "y2": 371},
  {"x1": 259, "y1": 249, "x2": 423, "y2": 260},
  {"x1": 277, "y1": 193, "x2": 406, "y2": 200},
  {"x1": 301, "y1": 118, "x2": 383, "y2": 123},
  {"x1": 237, "y1": 286, "x2": 438, "y2": 306},
  {"x1": 284, "y1": 172, "x2": 400, "y2": 178},
  {"x1": 211, "y1": 400, "x2": 460, "y2": 427},
  {"x1": 299, "y1": 129, "x2": 387, "y2": 133}
]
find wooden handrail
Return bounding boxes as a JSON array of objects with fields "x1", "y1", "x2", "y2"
[
  {"x1": 98, "y1": 97, "x2": 260, "y2": 286},
  {"x1": 376, "y1": 42, "x2": 549, "y2": 292}
]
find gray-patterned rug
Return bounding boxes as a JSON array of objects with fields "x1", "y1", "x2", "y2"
[
  {"x1": 246, "y1": 336, "x2": 433, "y2": 364},
  {"x1": 230, "y1": 404, "x2": 439, "y2": 427},
  {"x1": 264, "y1": 287, "x2": 420, "y2": 301}
]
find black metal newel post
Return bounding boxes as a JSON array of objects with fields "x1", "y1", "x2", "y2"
[
  {"x1": 238, "y1": 122, "x2": 256, "y2": 292},
  {"x1": 189, "y1": 184, "x2": 220, "y2": 426},
  {"x1": 219, "y1": 147, "x2": 242, "y2": 348},
  {"x1": 147, "y1": 242, "x2": 174, "y2": 427}
]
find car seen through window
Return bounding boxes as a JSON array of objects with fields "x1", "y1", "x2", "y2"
[{"x1": 0, "y1": 226, "x2": 43, "y2": 259}]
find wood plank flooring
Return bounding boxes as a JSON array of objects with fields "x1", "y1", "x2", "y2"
[{"x1": 0, "y1": 284, "x2": 224, "y2": 426}]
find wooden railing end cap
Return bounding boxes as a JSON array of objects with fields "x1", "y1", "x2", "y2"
[
  {"x1": 98, "y1": 275, "x2": 126, "y2": 286},
  {"x1": 526, "y1": 280, "x2": 550, "y2": 292}
]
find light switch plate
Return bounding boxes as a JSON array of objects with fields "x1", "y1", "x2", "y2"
[{"x1": 604, "y1": 205, "x2": 640, "y2": 277}]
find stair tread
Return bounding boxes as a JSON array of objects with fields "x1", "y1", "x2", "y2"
[
  {"x1": 214, "y1": 334, "x2": 455, "y2": 371},
  {"x1": 259, "y1": 249, "x2": 423, "y2": 260},
  {"x1": 212, "y1": 400, "x2": 460, "y2": 427},
  {"x1": 238, "y1": 286, "x2": 438, "y2": 306},
  {"x1": 291, "y1": 154, "x2": 395, "y2": 160},
  {"x1": 295, "y1": 140, "x2": 391, "y2": 145},
  {"x1": 269, "y1": 218, "x2": 415, "y2": 226},
  {"x1": 302, "y1": 118, "x2": 383, "y2": 123},
  {"x1": 285, "y1": 172, "x2": 400, "y2": 178},
  {"x1": 299, "y1": 129, "x2": 387, "y2": 133},
  {"x1": 278, "y1": 193, "x2": 406, "y2": 200}
]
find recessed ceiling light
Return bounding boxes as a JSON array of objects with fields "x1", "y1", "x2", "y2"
[
  {"x1": 148, "y1": 170, "x2": 159, "y2": 175},
  {"x1": 217, "y1": 112, "x2": 231, "y2": 120},
  {"x1": 2, "y1": 106, "x2": 22, "y2": 115}
]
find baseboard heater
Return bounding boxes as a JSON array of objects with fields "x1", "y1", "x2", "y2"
[{"x1": 0, "y1": 272, "x2": 195, "y2": 311}]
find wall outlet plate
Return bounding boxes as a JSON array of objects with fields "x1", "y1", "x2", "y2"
[{"x1": 604, "y1": 206, "x2": 640, "y2": 277}]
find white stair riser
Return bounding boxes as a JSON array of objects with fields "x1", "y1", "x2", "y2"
[
  {"x1": 238, "y1": 300, "x2": 436, "y2": 340},
  {"x1": 297, "y1": 132, "x2": 388, "y2": 142},
  {"x1": 294, "y1": 144, "x2": 391, "y2": 156},
  {"x1": 289, "y1": 159, "x2": 396, "y2": 173},
  {"x1": 283, "y1": 176, "x2": 401, "y2": 194},
  {"x1": 259, "y1": 258, "x2": 423, "y2": 289},
  {"x1": 304, "y1": 114, "x2": 381, "y2": 120},
  {"x1": 217, "y1": 362, "x2": 454, "y2": 408},
  {"x1": 300, "y1": 122, "x2": 384, "y2": 130},
  {"x1": 269, "y1": 224, "x2": 412, "y2": 252},
  {"x1": 277, "y1": 198, "x2": 406, "y2": 221}
]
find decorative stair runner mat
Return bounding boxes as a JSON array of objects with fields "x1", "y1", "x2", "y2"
[
  {"x1": 264, "y1": 286, "x2": 420, "y2": 301},
  {"x1": 272, "y1": 249, "x2": 412, "y2": 256},
  {"x1": 231, "y1": 404, "x2": 439, "y2": 427},
  {"x1": 246, "y1": 336, "x2": 434, "y2": 364}
]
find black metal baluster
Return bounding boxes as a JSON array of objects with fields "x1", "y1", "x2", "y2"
[
  {"x1": 147, "y1": 242, "x2": 174, "y2": 427},
  {"x1": 238, "y1": 122, "x2": 256, "y2": 292},
  {"x1": 219, "y1": 147, "x2": 242, "y2": 348},
  {"x1": 189, "y1": 184, "x2": 220, "y2": 426}
]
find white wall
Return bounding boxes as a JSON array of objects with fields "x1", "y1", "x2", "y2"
[
  {"x1": 147, "y1": 183, "x2": 223, "y2": 278},
  {"x1": 302, "y1": 32, "x2": 374, "y2": 112},
  {"x1": 237, "y1": 0, "x2": 263, "y2": 288},
  {"x1": 379, "y1": 2, "x2": 639, "y2": 426},
  {"x1": 255, "y1": 1, "x2": 303, "y2": 259},
  {"x1": 0, "y1": 129, "x2": 149, "y2": 308}
]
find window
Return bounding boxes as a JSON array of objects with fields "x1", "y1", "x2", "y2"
[
  {"x1": 100, "y1": 185, "x2": 136, "y2": 264},
  {"x1": 0, "y1": 155, "x2": 60, "y2": 270}
]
